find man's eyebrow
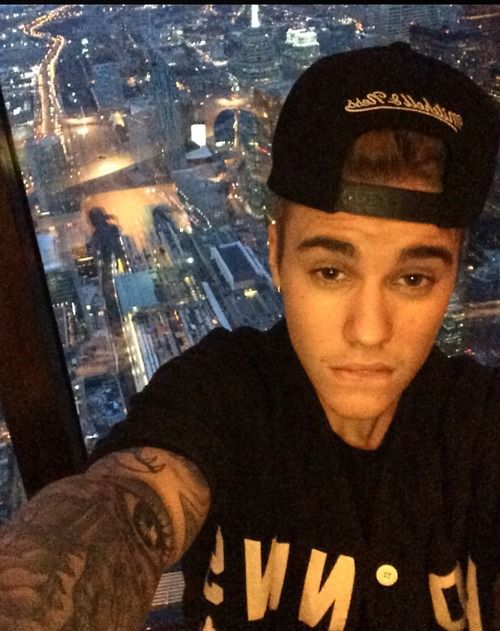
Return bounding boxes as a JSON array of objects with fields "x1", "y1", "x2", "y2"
[
  {"x1": 296, "y1": 238, "x2": 455, "y2": 266},
  {"x1": 399, "y1": 245, "x2": 455, "y2": 267},
  {"x1": 297, "y1": 236, "x2": 356, "y2": 257}
]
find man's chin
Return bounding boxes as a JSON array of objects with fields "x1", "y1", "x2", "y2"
[{"x1": 319, "y1": 393, "x2": 400, "y2": 426}]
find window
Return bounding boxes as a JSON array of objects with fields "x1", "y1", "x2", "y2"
[{"x1": 4, "y1": 5, "x2": 284, "y2": 456}]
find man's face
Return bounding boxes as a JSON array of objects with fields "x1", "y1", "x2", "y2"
[{"x1": 268, "y1": 203, "x2": 461, "y2": 428}]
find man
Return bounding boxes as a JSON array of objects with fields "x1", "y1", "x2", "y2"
[{"x1": 0, "y1": 43, "x2": 499, "y2": 630}]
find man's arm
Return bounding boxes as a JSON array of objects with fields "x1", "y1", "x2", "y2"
[{"x1": 0, "y1": 446, "x2": 210, "y2": 631}]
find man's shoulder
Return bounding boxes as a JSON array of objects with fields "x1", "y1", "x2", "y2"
[
  {"x1": 141, "y1": 319, "x2": 291, "y2": 399},
  {"x1": 421, "y1": 345, "x2": 500, "y2": 430},
  {"x1": 183, "y1": 319, "x2": 288, "y2": 365}
]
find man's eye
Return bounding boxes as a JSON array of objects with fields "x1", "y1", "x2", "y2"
[
  {"x1": 316, "y1": 267, "x2": 344, "y2": 281},
  {"x1": 398, "y1": 274, "x2": 433, "y2": 288}
]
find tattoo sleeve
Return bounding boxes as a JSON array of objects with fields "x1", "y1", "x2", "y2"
[{"x1": 0, "y1": 447, "x2": 210, "y2": 631}]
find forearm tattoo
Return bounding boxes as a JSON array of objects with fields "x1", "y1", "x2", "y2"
[
  {"x1": 116, "y1": 447, "x2": 167, "y2": 474},
  {"x1": 0, "y1": 448, "x2": 209, "y2": 631}
]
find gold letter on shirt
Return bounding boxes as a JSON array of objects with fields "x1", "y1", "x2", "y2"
[
  {"x1": 203, "y1": 527, "x2": 225, "y2": 606},
  {"x1": 244, "y1": 538, "x2": 290, "y2": 620},
  {"x1": 299, "y1": 549, "x2": 355, "y2": 630},
  {"x1": 429, "y1": 562, "x2": 467, "y2": 630},
  {"x1": 465, "y1": 558, "x2": 484, "y2": 631},
  {"x1": 201, "y1": 615, "x2": 217, "y2": 631}
]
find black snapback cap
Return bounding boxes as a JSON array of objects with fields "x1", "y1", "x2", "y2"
[{"x1": 267, "y1": 42, "x2": 500, "y2": 227}]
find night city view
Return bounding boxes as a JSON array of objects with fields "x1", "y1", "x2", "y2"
[{"x1": 0, "y1": 3, "x2": 499, "y2": 623}]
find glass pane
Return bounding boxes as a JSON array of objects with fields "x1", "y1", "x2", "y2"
[
  {"x1": 0, "y1": 404, "x2": 26, "y2": 527},
  {"x1": 1, "y1": 4, "x2": 499, "y2": 627},
  {"x1": 2, "y1": 4, "x2": 286, "y2": 453}
]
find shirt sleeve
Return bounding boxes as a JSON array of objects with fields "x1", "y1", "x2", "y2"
[{"x1": 86, "y1": 326, "x2": 268, "y2": 501}]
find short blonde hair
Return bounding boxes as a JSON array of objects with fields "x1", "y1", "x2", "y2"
[{"x1": 342, "y1": 129, "x2": 447, "y2": 191}]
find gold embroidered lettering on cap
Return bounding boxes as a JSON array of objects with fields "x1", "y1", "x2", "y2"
[{"x1": 344, "y1": 92, "x2": 463, "y2": 132}]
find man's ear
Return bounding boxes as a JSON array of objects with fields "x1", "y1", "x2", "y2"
[{"x1": 267, "y1": 222, "x2": 281, "y2": 291}]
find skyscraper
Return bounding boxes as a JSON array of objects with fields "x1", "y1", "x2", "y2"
[
  {"x1": 375, "y1": 5, "x2": 439, "y2": 42},
  {"x1": 229, "y1": 5, "x2": 281, "y2": 90},
  {"x1": 149, "y1": 50, "x2": 186, "y2": 172},
  {"x1": 282, "y1": 28, "x2": 321, "y2": 81}
]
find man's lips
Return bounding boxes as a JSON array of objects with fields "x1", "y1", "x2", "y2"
[
  {"x1": 333, "y1": 363, "x2": 393, "y2": 372},
  {"x1": 330, "y1": 363, "x2": 394, "y2": 382}
]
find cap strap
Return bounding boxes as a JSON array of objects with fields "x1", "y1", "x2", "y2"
[{"x1": 334, "y1": 181, "x2": 450, "y2": 225}]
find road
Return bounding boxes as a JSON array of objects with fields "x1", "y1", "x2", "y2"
[{"x1": 21, "y1": 5, "x2": 78, "y2": 145}]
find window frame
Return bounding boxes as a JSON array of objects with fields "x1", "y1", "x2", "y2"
[{"x1": 0, "y1": 86, "x2": 87, "y2": 499}]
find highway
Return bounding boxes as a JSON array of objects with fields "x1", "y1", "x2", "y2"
[{"x1": 21, "y1": 5, "x2": 78, "y2": 147}]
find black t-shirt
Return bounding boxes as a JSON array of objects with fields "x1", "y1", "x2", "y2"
[
  {"x1": 89, "y1": 319, "x2": 500, "y2": 630},
  {"x1": 333, "y1": 438, "x2": 390, "y2": 631},
  {"x1": 334, "y1": 432, "x2": 389, "y2": 542}
]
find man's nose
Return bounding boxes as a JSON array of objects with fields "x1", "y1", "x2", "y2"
[{"x1": 343, "y1": 283, "x2": 393, "y2": 348}]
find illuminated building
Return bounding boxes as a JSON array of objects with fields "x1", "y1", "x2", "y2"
[
  {"x1": 282, "y1": 28, "x2": 321, "y2": 80},
  {"x1": 46, "y1": 269, "x2": 82, "y2": 313},
  {"x1": 46, "y1": 269, "x2": 84, "y2": 348},
  {"x1": 75, "y1": 255, "x2": 98, "y2": 280},
  {"x1": 1, "y1": 68, "x2": 35, "y2": 126},
  {"x1": 123, "y1": 301, "x2": 219, "y2": 392},
  {"x1": 229, "y1": 5, "x2": 281, "y2": 90},
  {"x1": 117, "y1": 277, "x2": 221, "y2": 389}
]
